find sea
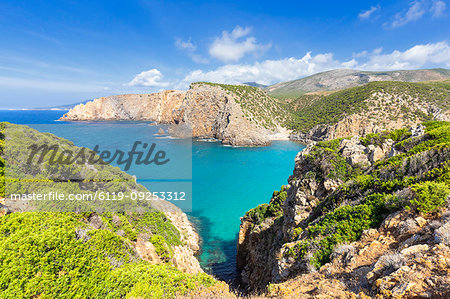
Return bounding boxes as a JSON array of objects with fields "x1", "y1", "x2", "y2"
[{"x1": 0, "y1": 109, "x2": 305, "y2": 282}]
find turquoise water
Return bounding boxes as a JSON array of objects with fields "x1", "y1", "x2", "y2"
[{"x1": 0, "y1": 110, "x2": 305, "y2": 280}]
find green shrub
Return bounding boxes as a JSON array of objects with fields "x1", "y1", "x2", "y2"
[
  {"x1": 150, "y1": 235, "x2": 173, "y2": 260},
  {"x1": 0, "y1": 212, "x2": 214, "y2": 298},
  {"x1": 410, "y1": 181, "x2": 450, "y2": 214}
]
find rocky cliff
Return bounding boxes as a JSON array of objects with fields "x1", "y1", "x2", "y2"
[
  {"x1": 237, "y1": 121, "x2": 450, "y2": 298},
  {"x1": 60, "y1": 83, "x2": 287, "y2": 146},
  {"x1": 59, "y1": 90, "x2": 186, "y2": 123}
]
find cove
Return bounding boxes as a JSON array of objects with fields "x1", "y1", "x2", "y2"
[{"x1": 0, "y1": 110, "x2": 305, "y2": 281}]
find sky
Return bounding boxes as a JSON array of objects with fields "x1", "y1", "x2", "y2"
[{"x1": 0, "y1": 0, "x2": 449, "y2": 108}]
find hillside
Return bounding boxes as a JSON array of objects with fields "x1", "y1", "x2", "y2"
[
  {"x1": 267, "y1": 68, "x2": 450, "y2": 98},
  {"x1": 191, "y1": 82, "x2": 288, "y2": 131},
  {"x1": 237, "y1": 121, "x2": 450, "y2": 298},
  {"x1": 0, "y1": 123, "x2": 229, "y2": 298},
  {"x1": 286, "y1": 80, "x2": 450, "y2": 142}
]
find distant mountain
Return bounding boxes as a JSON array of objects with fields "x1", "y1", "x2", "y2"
[
  {"x1": 267, "y1": 68, "x2": 450, "y2": 98},
  {"x1": 242, "y1": 82, "x2": 268, "y2": 88}
]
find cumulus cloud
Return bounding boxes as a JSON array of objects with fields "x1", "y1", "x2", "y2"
[
  {"x1": 176, "y1": 41, "x2": 450, "y2": 88},
  {"x1": 359, "y1": 5, "x2": 380, "y2": 20},
  {"x1": 127, "y1": 69, "x2": 170, "y2": 87},
  {"x1": 431, "y1": 0, "x2": 446, "y2": 17},
  {"x1": 359, "y1": 41, "x2": 450, "y2": 70},
  {"x1": 390, "y1": 1, "x2": 426, "y2": 28},
  {"x1": 209, "y1": 26, "x2": 271, "y2": 62},
  {"x1": 179, "y1": 52, "x2": 352, "y2": 87}
]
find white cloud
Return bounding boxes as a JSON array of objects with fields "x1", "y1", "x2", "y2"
[
  {"x1": 359, "y1": 5, "x2": 380, "y2": 20},
  {"x1": 127, "y1": 69, "x2": 170, "y2": 87},
  {"x1": 175, "y1": 38, "x2": 209, "y2": 64},
  {"x1": 209, "y1": 26, "x2": 271, "y2": 62},
  {"x1": 390, "y1": 1, "x2": 426, "y2": 28},
  {"x1": 175, "y1": 38, "x2": 196, "y2": 51},
  {"x1": 431, "y1": 0, "x2": 446, "y2": 17},
  {"x1": 359, "y1": 41, "x2": 450, "y2": 70},
  {"x1": 179, "y1": 52, "x2": 352, "y2": 87},
  {"x1": 176, "y1": 41, "x2": 450, "y2": 88}
]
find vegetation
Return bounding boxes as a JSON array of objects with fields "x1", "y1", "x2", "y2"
[
  {"x1": 285, "y1": 81, "x2": 450, "y2": 132},
  {"x1": 0, "y1": 212, "x2": 215, "y2": 298},
  {"x1": 0, "y1": 123, "x2": 4, "y2": 197},
  {"x1": 0, "y1": 123, "x2": 215, "y2": 298},
  {"x1": 410, "y1": 181, "x2": 450, "y2": 214},
  {"x1": 267, "y1": 69, "x2": 450, "y2": 99},
  {"x1": 244, "y1": 185, "x2": 288, "y2": 225},
  {"x1": 272, "y1": 121, "x2": 450, "y2": 268}
]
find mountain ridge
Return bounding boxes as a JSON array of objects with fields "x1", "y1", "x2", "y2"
[{"x1": 267, "y1": 68, "x2": 450, "y2": 98}]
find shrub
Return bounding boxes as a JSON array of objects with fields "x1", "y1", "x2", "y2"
[
  {"x1": 410, "y1": 181, "x2": 450, "y2": 214},
  {"x1": 0, "y1": 212, "x2": 214, "y2": 298},
  {"x1": 150, "y1": 235, "x2": 173, "y2": 260}
]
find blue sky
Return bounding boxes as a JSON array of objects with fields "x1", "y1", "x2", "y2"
[{"x1": 0, "y1": 0, "x2": 449, "y2": 108}]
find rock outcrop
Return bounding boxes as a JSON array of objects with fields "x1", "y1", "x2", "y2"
[
  {"x1": 237, "y1": 122, "x2": 450, "y2": 298},
  {"x1": 60, "y1": 83, "x2": 284, "y2": 146},
  {"x1": 59, "y1": 90, "x2": 186, "y2": 122},
  {"x1": 266, "y1": 210, "x2": 450, "y2": 298},
  {"x1": 170, "y1": 83, "x2": 272, "y2": 146}
]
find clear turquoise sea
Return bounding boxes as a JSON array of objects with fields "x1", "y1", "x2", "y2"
[{"x1": 0, "y1": 110, "x2": 305, "y2": 281}]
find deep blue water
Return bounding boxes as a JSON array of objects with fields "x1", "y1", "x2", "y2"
[{"x1": 0, "y1": 110, "x2": 305, "y2": 281}]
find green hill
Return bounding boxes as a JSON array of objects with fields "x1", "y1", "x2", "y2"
[
  {"x1": 285, "y1": 80, "x2": 450, "y2": 133},
  {"x1": 267, "y1": 68, "x2": 450, "y2": 99}
]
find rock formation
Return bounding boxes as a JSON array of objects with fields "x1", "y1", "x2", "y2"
[
  {"x1": 59, "y1": 90, "x2": 186, "y2": 122},
  {"x1": 237, "y1": 122, "x2": 450, "y2": 298},
  {"x1": 60, "y1": 83, "x2": 283, "y2": 146}
]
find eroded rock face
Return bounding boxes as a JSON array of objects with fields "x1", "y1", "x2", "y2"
[
  {"x1": 60, "y1": 90, "x2": 186, "y2": 122},
  {"x1": 266, "y1": 210, "x2": 450, "y2": 298},
  {"x1": 60, "y1": 84, "x2": 274, "y2": 146},
  {"x1": 170, "y1": 83, "x2": 270, "y2": 146},
  {"x1": 237, "y1": 124, "x2": 450, "y2": 295}
]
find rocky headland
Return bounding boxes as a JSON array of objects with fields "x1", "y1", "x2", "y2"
[
  {"x1": 236, "y1": 121, "x2": 450, "y2": 298},
  {"x1": 60, "y1": 83, "x2": 288, "y2": 146}
]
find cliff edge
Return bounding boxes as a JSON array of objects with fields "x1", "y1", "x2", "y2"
[{"x1": 237, "y1": 121, "x2": 450, "y2": 298}]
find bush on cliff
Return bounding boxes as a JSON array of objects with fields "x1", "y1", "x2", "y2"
[
  {"x1": 277, "y1": 121, "x2": 450, "y2": 268},
  {"x1": 0, "y1": 212, "x2": 215, "y2": 298}
]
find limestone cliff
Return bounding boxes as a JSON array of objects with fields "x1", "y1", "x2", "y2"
[
  {"x1": 60, "y1": 83, "x2": 287, "y2": 146},
  {"x1": 237, "y1": 121, "x2": 450, "y2": 298},
  {"x1": 169, "y1": 83, "x2": 277, "y2": 146},
  {"x1": 59, "y1": 90, "x2": 186, "y2": 123}
]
